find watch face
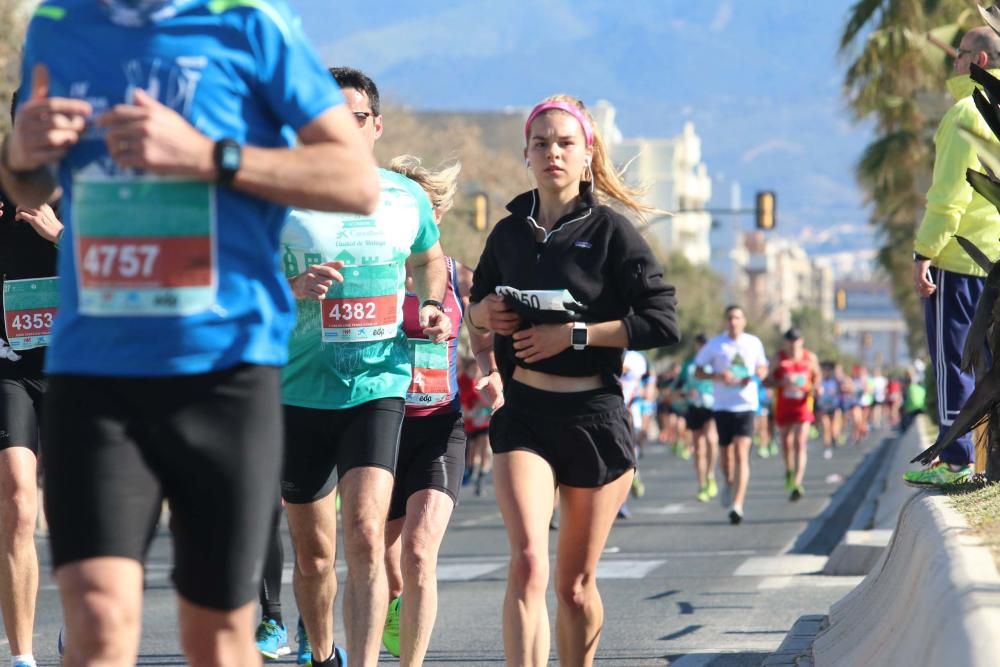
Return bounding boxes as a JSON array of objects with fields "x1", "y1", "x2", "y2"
[
  {"x1": 221, "y1": 144, "x2": 241, "y2": 171},
  {"x1": 572, "y1": 328, "x2": 587, "y2": 346}
]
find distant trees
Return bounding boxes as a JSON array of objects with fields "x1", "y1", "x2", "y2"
[{"x1": 0, "y1": 0, "x2": 30, "y2": 135}]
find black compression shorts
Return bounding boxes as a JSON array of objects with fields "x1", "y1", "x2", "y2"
[
  {"x1": 389, "y1": 410, "x2": 465, "y2": 521},
  {"x1": 282, "y1": 398, "x2": 404, "y2": 504},
  {"x1": 0, "y1": 377, "x2": 46, "y2": 453},
  {"x1": 489, "y1": 381, "x2": 635, "y2": 487},
  {"x1": 713, "y1": 410, "x2": 755, "y2": 447},
  {"x1": 43, "y1": 364, "x2": 282, "y2": 611},
  {"x1": 686, "y1": 405, "x2": 714, "y2": 432}
]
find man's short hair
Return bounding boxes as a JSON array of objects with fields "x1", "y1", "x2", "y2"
[
  {"x1": 968, "y1": 28, "x2": 1000, "y2": 68},
  {"x1": 329, "y1": 67, "x2": 380, "y2": 116},
  {"x1": 724, "y1": 304, "x2": 743, "y2": 316}
]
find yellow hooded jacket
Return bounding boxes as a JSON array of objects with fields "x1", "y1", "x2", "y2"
[{"x1": 914, "y1": 71, "x2": 1000, "y2": 276}]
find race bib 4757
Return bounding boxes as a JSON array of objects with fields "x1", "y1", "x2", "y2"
[{"x1": 73, "y1": 176, "x2": 217, "y2": 316}]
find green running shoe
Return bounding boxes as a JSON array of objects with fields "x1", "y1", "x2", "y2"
[
  {"x1": 706, "y1": 477, "x2": 719, "y2": 498},
  {"x1": 768, "y1": 441, "x2": 779, "y2": 457},
  {"x1": 255, "y1": 618, "x2": 290, "y2": 660},
  {"x1": 383, "y1": 595, "x2": 401, "y2": 657},
  {"x1": 902, "y1": 462, "x2": 973, "y2": 489},
  {"x1": 630, "y1": 472, "x2": 646, "y2": 499},
  {"x1": 784, "y1": 470, "x2": 794, "y2": 492},
  {"x1": 679, "y1": 445, "x2": 692, "y2": 461},
  {"x1": 696, "y1": 486, "x2": 710, "y2": 502}
]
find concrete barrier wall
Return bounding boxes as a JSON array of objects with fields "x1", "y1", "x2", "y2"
[{"x1": 812, "y1": 492, "x2": 1000, "y2": 667}]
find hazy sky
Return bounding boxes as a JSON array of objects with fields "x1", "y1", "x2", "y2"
[{"x1": 289, "y1": 1, "x2": 885, "y2": 252}]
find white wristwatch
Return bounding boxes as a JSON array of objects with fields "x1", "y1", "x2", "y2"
[{"x1": 571, "y1": 321, "x2": 588, "y2": 351}]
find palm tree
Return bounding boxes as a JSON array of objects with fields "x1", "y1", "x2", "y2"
[{"x1": 840, "y1": 0, "x2": 976, "y2": 357}]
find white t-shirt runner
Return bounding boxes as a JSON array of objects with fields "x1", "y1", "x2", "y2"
[{"x1": 694, "y1": 332, "x2": 768, "y2": 413}]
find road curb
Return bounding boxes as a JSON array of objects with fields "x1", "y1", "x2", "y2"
[
  {"x1": 809, "y1": 490, "x2": 1000, "y2": 666},
  {"x1": 821, "y1": 419, "x2": 924, "y2": 575}
]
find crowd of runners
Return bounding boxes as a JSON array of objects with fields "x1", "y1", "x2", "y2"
[
  {"x1": 0, "y1": 1, "x2": 931, "y2": 667},
  {"x1": 633, "y1": 326, "x2": 918, "y2": 523}
]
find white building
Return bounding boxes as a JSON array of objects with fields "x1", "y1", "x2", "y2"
[
  {"x1": 733, "y1": 231, "x2": 834, "y2": 329},
  {"x1": 602, "y1": 106, "x2": 713, "y2": 265}
]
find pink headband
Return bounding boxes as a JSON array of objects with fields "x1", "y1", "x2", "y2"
[{"x1": 524, "y1": 101, "x2": 594, "y2": 146}]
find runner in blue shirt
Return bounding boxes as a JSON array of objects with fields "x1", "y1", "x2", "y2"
[{"x1": 0, "y1": 1, "x2": 377, "y2": 664}]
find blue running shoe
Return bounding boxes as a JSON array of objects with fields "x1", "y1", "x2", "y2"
[
  {"x1": 297, "y1": 619, "x2": 312, "y2": 666},
  {"x1": 255, "y1": 617, "x2": 289, "y2": 660},
  {"x1": 334, "y1": 645, "x2": 347, "y2": 666}
]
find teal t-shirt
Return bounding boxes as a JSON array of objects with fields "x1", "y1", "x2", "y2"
[
  {"x1": 680, "y1": 357, "x2": 714, "y2": 409},
  {"x1": 280, "y1": 169, "x2": 440, "y2": 409}
]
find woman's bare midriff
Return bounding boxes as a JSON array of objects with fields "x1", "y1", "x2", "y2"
[{"x1": 512, "y1": 366, "x2": 603, "y2": 392}]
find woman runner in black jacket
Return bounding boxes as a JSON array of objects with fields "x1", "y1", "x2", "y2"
[{"x1": 467, "y1": 94, "x2": 680, "y2": 666}]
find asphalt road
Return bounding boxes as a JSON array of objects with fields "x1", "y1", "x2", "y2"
[{"x1": 21, "y1": 428, "x2": 893, "y2": 666}]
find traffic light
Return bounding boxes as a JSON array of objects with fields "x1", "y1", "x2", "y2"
[
  {"x1": 473, "y1": 192, "x2": 489, "y2": 231},
  {"x1": 755, "y1": 191, "x2": 776, "y2": 230},
  {"x1": 835, "y1": 288, "x2": 847, "y2": 311}
]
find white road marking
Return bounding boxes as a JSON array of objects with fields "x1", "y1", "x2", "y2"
[
  {"x1": 734, "y1": 555, "x2": 828, "y2": 577},
  {"x1": 758, "y1": 574, "x2": 864, "y2": 590},
  {"x1": 596, "y1": 559, "x2": 666, "y2": 579}
]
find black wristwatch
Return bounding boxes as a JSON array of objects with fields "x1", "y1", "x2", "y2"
[
  {"x1": 913, "y1": 252, "x2": 929, "y2": 262},
  {"x1": 213, "y1": 138, "x2": 242, "y2": 186},
  {"x1": 421, "y1": 299, "x2": 444, "y2": 312}
]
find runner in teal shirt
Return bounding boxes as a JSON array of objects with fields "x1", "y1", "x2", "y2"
[
  {"x1": 277, "y1": 67, "x2": 450, "y2": 667},
  {"x1": 281, "y1": 168, "x2": 441, "y2": 409}
]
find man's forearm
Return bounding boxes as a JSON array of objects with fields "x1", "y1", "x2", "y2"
[
  {"x1": 410, "y1": 253, "x2": 447, "y2": 305},
  {"x1": 236, "y1": 142, "x2": 378, "y2": 214}
]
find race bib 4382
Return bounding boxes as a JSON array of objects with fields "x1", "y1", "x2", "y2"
[
  {"x1": 3, "y1": 277, "x2": 58, "y2": 350},
  {"x1": 321, "y1": 263, "x2": 400, "y2": 343},
  {"x1": 73, "y1": 176, "x2": 217, "y2": 316}
]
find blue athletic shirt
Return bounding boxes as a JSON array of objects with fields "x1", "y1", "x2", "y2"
[{"x1": 19, "y1": 0, "x2": 342, "y2": 376}]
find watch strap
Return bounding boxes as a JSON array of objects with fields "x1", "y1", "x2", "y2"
[{"x1": 421, "y1": 299, "x2": 444, "y2": 311}]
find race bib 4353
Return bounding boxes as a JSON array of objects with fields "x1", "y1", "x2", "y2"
[
  {"x1": 3, "y1": 277, "x2": 58, "y2": 350},
  {"x1": 73, "y1": 176, "x2": 217, "y2": 316}
]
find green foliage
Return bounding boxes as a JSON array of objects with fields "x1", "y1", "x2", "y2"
[
  {"x1": 652, "y1": 250, "x2": 725, "y2": 360},
  {"x1": 790, "y1": 306, "x2": 854, "y2": 364}
]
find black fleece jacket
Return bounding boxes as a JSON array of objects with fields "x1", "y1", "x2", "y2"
[{"x1": 469, "y1": 185, "x2": 680, "y2": 387}]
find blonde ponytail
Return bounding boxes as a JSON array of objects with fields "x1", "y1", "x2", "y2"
[{"x1": 388, "y1": 155, "x2": 462, "y2": 215}]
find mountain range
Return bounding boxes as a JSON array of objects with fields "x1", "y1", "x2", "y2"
[{"x1": 289, "y1": 0, "x2": 884, "y2": 258}]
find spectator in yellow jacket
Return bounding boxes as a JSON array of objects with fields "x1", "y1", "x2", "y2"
[{"x1": 908, "y1": 26, "x2": 1000, "y2": 488}]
